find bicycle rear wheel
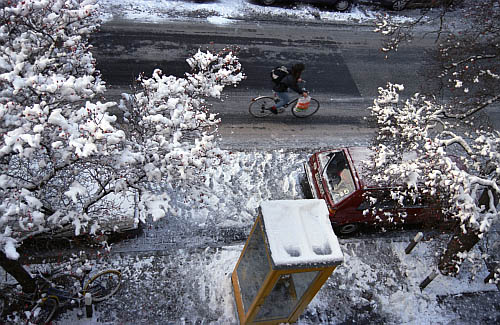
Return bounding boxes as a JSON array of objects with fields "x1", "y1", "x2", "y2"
[
  {"x1": 291, "y1": 98, "x2": 320, "y2": 118},
  {"x1": 249, "y1": 97, "x2": 275, "y2": 117},
  {"x1": 30, "y1": 297, "x2": 58, "y2": 324},
  {"x1": 83, "y1": 270, "x2": 121, "y2": 302}
]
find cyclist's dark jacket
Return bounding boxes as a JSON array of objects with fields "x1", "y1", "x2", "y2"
[{"x1": 273, "y1": 74, "x2": 304, "y2": 93}]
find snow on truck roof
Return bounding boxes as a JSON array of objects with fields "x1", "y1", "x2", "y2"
[{"x1": 260, "y1": 200, "x2": 344, "y2": 268}]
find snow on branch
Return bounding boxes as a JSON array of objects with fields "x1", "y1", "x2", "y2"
[
  {"x1": 373, "y1": 11, "x2": 435, "y2": 53},
  {"x1": 443, "y1": 94, "x2": 500, "y2": 119},
  {"x1": 444, "y1": 54, "x2": 498, "y2": 70}
]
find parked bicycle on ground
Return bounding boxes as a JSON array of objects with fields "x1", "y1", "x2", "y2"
[
  {"x1": 1, "y1": 264, "x2": 121, "y2": 324},
  {"x1": 249, "y1": 92, "x2": 320, "y2": 118}
]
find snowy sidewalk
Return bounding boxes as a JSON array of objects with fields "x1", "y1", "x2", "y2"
[{"x1": 54, "y1": 232, "x2": 498, "y2": 324}]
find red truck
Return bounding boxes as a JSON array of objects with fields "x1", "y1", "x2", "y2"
[{"x1": 303, "y1": 147, "x2": 444, "y2": 235}]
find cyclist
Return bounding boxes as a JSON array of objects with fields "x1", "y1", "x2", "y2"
[{"x1": 271, "y1": 63, "x2": 308, "y2": 114}]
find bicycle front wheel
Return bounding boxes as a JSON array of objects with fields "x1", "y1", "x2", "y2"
[
  {"x1": 249, "y1": 97, "x2": 275, "y2": 118},
  {"x1": 291, "y1": 98, "x2": 320, "y2": 118},
  {"x1": 83, "y1": 270, "x2": 121, "y2": 302},
  {"x1": 30, "y1": 297, "x2": 58, "y2": 324}
]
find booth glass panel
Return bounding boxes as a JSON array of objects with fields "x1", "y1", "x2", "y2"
[
  {"x1": 236, "y1": 219, "x2": 270, "y2": 314},
  {"x1": 254, "y1": 271, "x2": 320, "y2": 321}
]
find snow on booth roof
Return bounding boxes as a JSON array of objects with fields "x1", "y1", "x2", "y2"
[{"x1": 260, "y1": 199, "x2": 344, "y2": 268}]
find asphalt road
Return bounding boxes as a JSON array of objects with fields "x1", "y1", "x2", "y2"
[{"x1": 91, "y1": 18, "x2": 437, "y2": 149}]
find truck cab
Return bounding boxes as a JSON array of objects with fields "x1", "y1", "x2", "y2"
[{"x1": 304, "y1": 147, "x2": 443, "y2": 235}]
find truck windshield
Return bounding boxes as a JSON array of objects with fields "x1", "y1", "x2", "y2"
[{"x1": 318, "y1": 151, "x2": 356, "y2": 204}]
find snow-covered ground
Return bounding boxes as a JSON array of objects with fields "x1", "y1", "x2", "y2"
[{"x1": 100, "y1": 149, "x2": 497, "y2": 324}]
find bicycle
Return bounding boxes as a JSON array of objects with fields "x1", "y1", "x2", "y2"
[
  {"x1": 1, "y1": 266, "x2": 121, "y2": 324},
  {"x1": 31, "y1": 267, "x2": 121, "y2": 323},
  {"x1": 249, "y1": 92, "x2": 320, "y2": 118}
]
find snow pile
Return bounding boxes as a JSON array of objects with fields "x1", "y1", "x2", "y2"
[
  {"x1": 161, "y1": 150, "x2": 307, "y2": 228},
  {"x1": 107, "y1": 149, "x2": 310, "y2": 254},
  {"x1": 98, "y1": 0, "x2": 381, "y2": 24}
]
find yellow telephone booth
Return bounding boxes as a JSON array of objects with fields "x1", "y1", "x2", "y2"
[{"x1": 232, "y1": 199, "x2": 344, "y2": 324}]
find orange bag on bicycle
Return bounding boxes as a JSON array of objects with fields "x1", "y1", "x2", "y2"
[{"x1": 295, "y1": 95, "x2": 311, "y2": 111}]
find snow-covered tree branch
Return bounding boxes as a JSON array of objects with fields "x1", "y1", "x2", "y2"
[
  {"x1": 367, "y1": 83, "x2": 500, "y2": 276},
  {"x1": 371, "y1": 0, "x2": 500, "y2": 279}
]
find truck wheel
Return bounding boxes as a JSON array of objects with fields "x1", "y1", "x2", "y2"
[{"x1": 336, "y1": 223, "x2": 359, "y2": 235}]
